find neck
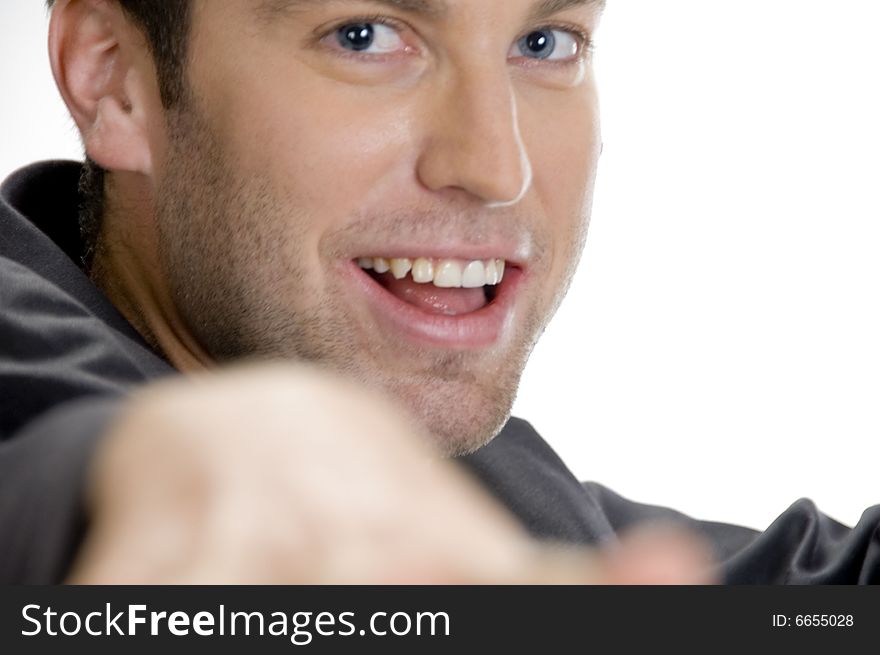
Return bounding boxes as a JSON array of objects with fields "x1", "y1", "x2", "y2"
[{"x1": 91, "y1": 174, "x2": 213, "y2": 373}]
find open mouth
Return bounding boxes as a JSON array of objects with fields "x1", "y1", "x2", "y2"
[
  {"x1": 344, "y1": 254, "x2": 523, "y2": 349},
  {"x1": 357, "y1": 256, "x2": 508, "y2": 316}
]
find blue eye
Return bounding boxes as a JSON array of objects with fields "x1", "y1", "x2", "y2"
[
  {"x1": 512, "y1": 29, "x2": 580, "y2": 61},
  {"x1": 334, "y1": 22, "x2": 405, "y2": 54},
  {"x1": 519, "y1": 30, "x2": 555, "y2": 59},
  {"x1": 337, "y1": 24, "x2": 374, "y2": 51}
]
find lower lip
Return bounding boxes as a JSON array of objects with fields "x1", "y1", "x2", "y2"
[{"x1": 340, "y1": 260, "x2": 524, "y2": 349}]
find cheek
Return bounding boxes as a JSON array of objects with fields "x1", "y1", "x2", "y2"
[
  {"x1": 526, "y1": 93, "x2": 600, "y2": 279},
  {"x1": 211, "y1": 70, "x2": 419, "y2": 221}
]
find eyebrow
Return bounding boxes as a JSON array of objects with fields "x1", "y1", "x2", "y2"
[
  {"x1": 258, "y1": 0, "x2": 604, "y2": 22},
  {"x1": 258, "y1": 0, "x2": 448, "y2": 21}
]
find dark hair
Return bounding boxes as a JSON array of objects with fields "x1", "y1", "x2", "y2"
[{"x1": 47, "y1": 0, "x2": 192, "y2": 268}]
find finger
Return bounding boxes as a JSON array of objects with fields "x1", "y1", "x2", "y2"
[
  {"x1": 511, "y1": 525, "x2": 716, "y2": 586},
  {"x1": 599, "y1": 523, "x2": 718, "y2": 585}
]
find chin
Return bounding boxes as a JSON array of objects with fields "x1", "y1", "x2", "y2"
[{"x1": 384, "y1": 374, "x2": 519, "y2": 458}]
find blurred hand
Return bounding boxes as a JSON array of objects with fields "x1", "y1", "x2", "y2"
[{"x1": 68, "y1": 365, "x2": 714, "y2": 584}]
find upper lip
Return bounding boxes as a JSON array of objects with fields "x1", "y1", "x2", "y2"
[{"x1": 347, "y1": 242, "x2": 531, "y2": 270}]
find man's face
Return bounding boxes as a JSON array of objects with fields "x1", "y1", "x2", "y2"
[{"x1": 153, "y1": 0, "x2": 602, "y2": 455}]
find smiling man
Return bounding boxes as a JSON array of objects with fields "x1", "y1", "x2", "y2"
[
  {"x1": 106, "y1": 0, "x2": 598, "y2": 457},
  {"x1": 0, "y1": 0, "x2": 877, "y2": 584}
]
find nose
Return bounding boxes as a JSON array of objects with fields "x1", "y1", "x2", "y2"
[{"x1": 416, "y1": 67, "x2": 532, "y2": 208}]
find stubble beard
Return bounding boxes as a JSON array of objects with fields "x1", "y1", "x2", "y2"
[{"x1": 154, "y1": 99, "x2": 573, "y2": 457}]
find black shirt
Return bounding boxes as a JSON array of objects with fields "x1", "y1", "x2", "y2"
[{"x1": 1, "y1": 161, "x2": 878, "y2": 584}]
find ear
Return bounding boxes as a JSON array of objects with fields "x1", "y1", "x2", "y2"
[{"x1": 49, "y1": 0, "x2": 158, "y2": 175}]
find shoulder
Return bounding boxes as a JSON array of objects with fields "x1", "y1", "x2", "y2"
[
  {"x1": 0, "y1": 161, "x2": 174, "y2": 438},
  {"x1": 583, "y1": 481, "x2": 880, "y2": 584}
]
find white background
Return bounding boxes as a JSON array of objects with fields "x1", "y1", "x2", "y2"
[{"x1": 2, "y1": 1, "x2": 878, "y2": 531}]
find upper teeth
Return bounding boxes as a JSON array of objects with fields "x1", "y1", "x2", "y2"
[{"x1": 358, "y1": 257, "x2": 506, "y2": 288}]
